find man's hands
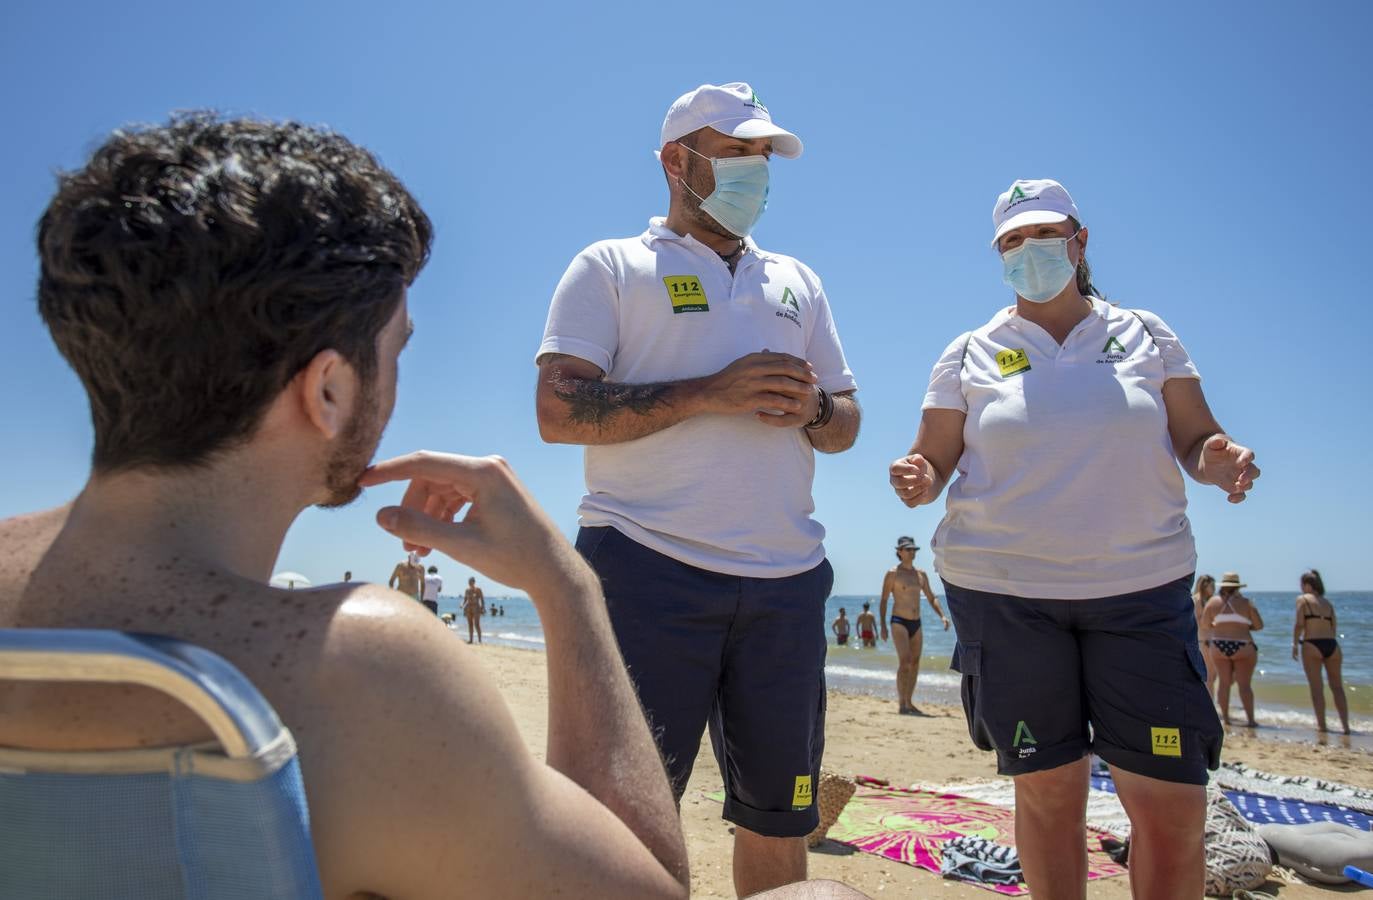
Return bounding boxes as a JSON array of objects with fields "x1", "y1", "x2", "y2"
[
  {"x1": 889, "y1": 453, "x2": 940, "y2": 507},
  {"x1": 702, "y1": 350, "x2": 820, "y2": 428},
  {"x1": 359, "y1": 451, "x2": 589, "y2": 599},
  {"x1": 1197, "y1": 435, "x2": 1260, "y2": 503}
]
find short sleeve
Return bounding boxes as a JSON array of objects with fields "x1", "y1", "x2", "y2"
[
  {"x1": 921, "y1": 332, "x2": 971, "y2": 412},
  {"x1": 805, "y1": 280, "x2": 858, "y2": 394},
  {"x1": 1134, "y1": 309, "x2": 1200, "y2": 381},
  {"x1": 535, "y1": 246, "x2": 619, "y2": 373}
]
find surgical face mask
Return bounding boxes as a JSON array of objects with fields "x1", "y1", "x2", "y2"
[
  {"x1": 1000, "y1": 232, "x2": 1079, "y2": 303},
  {"x1": 679, "y1": 144, "x2": 770, "y2": 237}
]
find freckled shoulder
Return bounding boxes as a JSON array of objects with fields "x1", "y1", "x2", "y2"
[
  {"x1": 0, "y1": 505, "x2": 71, "y2": 594},
  {"x1": 308, "y1": 583, "x2": 451, "y2": 660}
]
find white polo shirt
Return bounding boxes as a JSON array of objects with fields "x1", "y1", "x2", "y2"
[
  {"x1": 923, "y1": 298, "x2": 1199, "y2": 599},
  {"x1": 537, "y1": 218, "x2": 857, "y2": 577}
]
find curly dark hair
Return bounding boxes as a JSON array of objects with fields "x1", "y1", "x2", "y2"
[{"x1": 38, "y1": 113, "x2": 432, "y2": 472}]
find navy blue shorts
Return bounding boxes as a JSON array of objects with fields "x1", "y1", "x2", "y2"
[
  {"x1": 576, "y1": 526, "x2": 832, "y2": 838},
  {"x1": 943, "y1": 574, "x2": 1222, "y2": 785}
]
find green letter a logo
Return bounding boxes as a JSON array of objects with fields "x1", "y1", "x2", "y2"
[
  {"x1": 1102, "y1": 337, "x2": 1127, "y2": 354},
  {"x1": 781, "y1": 287, "x2": 799, "y2": 310},
  {"x1": 1008, "y1": 186, "x2": 1027, "y2": 202},
  {"x1": 1012, "y1": 720, "x2": 1037, "y2": 747}
]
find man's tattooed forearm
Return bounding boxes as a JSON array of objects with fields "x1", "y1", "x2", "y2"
[{"x1": 552, "y1": 377, "x2": 672, "y2": 430}]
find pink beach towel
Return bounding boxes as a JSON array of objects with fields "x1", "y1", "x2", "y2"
[{"x1": 825, "y1": 780, "x2": 1127, "y2": 895}]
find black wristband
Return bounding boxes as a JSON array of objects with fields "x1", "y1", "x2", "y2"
[{"x1": 805, "y1": 386, "x2": 833, "y2": 430}]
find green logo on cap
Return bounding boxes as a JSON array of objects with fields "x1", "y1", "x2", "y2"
[
  {"x1": 749, "y1": 90, "x2": 768, "y2": 112},
  {"x1": 1008, "y1": 185, "x2": 1028, "y2": 202}
]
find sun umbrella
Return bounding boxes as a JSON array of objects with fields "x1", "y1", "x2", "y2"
[{"x1": 269, "y1": 571, "x2": 312, "y2": 590}]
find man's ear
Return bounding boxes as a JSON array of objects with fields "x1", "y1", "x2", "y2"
[
  {"x1": 660, "y1": 142, "x2": 688, "y2": 182},
  {"x1": 295, "y1": 349, "x2": 357, "y2": 440}
]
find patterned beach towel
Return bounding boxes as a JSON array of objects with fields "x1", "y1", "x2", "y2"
[
  {"x1": 824, "y1": 781, "x2": 1127, "y2": 895},
  {"x1": 1091, "y1": 769, "x2": 1373, "y2": 830},
  {"x1": 922, "y1": 777, "x2": 1132, "y2": 837},
  {"x1": 1223, "y1": 791, "x2": 1373, "y2": 829},
  {"x1": 1214, "y1": 762, "x2": 1373, "y2": 815}
]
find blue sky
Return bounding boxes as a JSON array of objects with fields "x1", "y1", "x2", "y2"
[{"x1": 1, "y1": 0, "x2": 1367, "y2": 595}]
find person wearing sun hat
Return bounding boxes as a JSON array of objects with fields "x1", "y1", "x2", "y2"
[
  {"x1": 534, "y1": 83, "x2": 859, "y2": 894},
  {"x1": 1200, "y1": 571, "x2": 1265, "y2": 727},
  {"x1": 888, "y1": 177, "x2": 1261, "y2": 898},
  {"x1": 879, "y1": 535, "x2": 949, "y2": 715}
]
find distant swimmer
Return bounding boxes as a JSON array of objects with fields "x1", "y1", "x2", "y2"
[
  {"x1": 422, "y1": 565, "x2": 443, "y2": 616},
  {"x1": 463, "y1": 577, "x2": 486, "y2": 644},
  {"x1": 388, "y1": 552, "x2": 424, "y2": 603},
  {"x1": 1292, "y1": 568, "x2": 1349, "y2": 734},
  {"x1": 1201, "y1": 572, "x2": 1263, "y2": 727},
  {"x1": 343, "y1": 570, "x2": 353, "y2": 583},
  {"x1": 879, "y1": 537, "x2": 950, "y2": 715},
  {"x1": 831, "y1": 607, "x2": 851, "y2": 646},
  {"x1": 856, "y1": 602, "x2": 877, "y2": 648}
]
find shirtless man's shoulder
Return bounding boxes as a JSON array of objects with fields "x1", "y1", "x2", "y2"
[
  {"x1": 0, "y1": 515, "x2": 527, "y2": 895},
  {"x1": 0, "y1": 505, "x2": 70, "y2": 592}
]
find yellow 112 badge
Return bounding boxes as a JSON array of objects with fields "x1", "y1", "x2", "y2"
[{"x1": 995, "y1": 348, "x2": 1031, "y2": 378}]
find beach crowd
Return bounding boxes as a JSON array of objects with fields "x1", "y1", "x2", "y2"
[{"x1": 15, "y1": 79, "x2": 1367, "y2": 900}]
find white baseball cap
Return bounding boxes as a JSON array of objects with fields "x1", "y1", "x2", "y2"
[
  {"x1": 660, "y1": 82, "x2": 803, "y2": 158},
  {"x1": 991, "y1": 179, "x2": 1080, "y2": 247}
]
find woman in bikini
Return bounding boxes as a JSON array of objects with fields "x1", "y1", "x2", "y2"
[
  {"x1": 1192, "y1": 574, "x2": 1217, "y2": 698},
  {"x1": 1292, "y1": 569, "x2": 1350, "y2": 734},
  {"x1": 1201, "y1": 572, "x2": 1263, "y2": 727}
]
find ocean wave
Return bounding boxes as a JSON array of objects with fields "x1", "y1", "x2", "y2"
[
  {"x1": 1234, "y1": 705, "x2": 1372, "y2": 733},
  {"x1": 824, "y1": 665, "x2": 960, "y2": 689}
]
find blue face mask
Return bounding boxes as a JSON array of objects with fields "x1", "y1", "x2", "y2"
[
  {"x1": 680, "y1": 145, "x2": 770, "y2": 237},
  {"x1": 1001, "y1": 232, "x2": 1079, "y2": 303}
]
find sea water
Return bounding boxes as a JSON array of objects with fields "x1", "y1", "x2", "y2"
[{"x1": 439, "y1": 590, "x2": 1372, "y2": 751}]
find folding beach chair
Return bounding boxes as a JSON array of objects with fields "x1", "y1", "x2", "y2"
[{"x1": 0, "y1": 629, "x2": 323, "y2": 899}]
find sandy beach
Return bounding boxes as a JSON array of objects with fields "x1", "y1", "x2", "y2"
[{"x1": 472, "y1": 643, "x2": 1372, "y2": 899}]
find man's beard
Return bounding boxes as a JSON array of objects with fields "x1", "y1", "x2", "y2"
[
  {"x1": 318, "y1": 380, "x2": 385, "y2": 509},
  {"x1": 681, "y1": 152, "x2": 737, "y2": 240}
]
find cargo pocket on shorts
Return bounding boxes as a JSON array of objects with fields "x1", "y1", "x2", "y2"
[
  {"x1": 951, "y1": 641, "x2": 979, "y2": 675},
  {"x1": 1184, "y1": 641, "x2": 1208, "y2": 683},
  {"x1": 952, "y1": 642, "x2": 995, "y2": 752},
  {"x1": 1183, "y1": 641, "x2": 1223, "y2": 770}
]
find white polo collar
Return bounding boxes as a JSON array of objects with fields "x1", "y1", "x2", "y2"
[
  {"x1": 642, "y1": 217, "x2": 778, "y2": 263},
  {"x1": 989, "y1": 295, "x2": 1109, "y2": 334}
]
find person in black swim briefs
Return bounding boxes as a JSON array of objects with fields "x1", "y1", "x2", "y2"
[
  {"x1": 1200, "y1": 572, "x2": 1264, "y2": 728},
  {"x1": 1291, "y1": 568, "x2": 1350, "y2": 734},
  {"x1": 878, "y1": 536, "x2": 949, "y2": 714}
]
